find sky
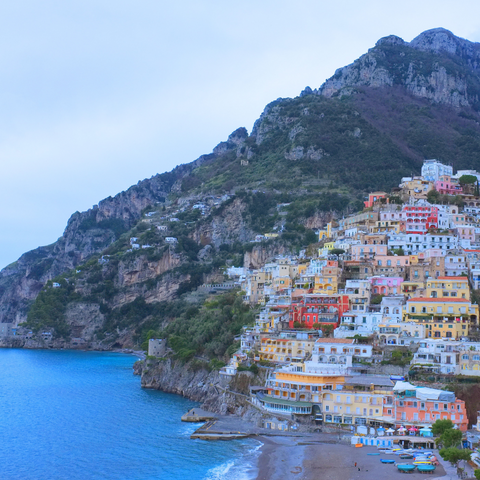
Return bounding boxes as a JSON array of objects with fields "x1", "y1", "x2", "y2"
[{"x1": 1, "y1": 0, "x2": 480, "y2": 269}]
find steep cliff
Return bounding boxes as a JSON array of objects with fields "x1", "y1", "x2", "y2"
[{"x1": 4, "y1": 27, "x2": 480, "y2": 347}]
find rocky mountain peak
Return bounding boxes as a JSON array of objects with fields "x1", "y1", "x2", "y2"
[
  {"x1": 317, "y1": 28, "x2": 480, "y2": 110},
  {"x1": 410, "y1": 28, "x2": 478, "y2": 56},
  {"x1": 375, "y1": 35, "x2": 405, "y2": 47}
]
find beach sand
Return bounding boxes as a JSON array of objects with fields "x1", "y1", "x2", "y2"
[{"x1": 255, "y1": 436, "x2": 446, "y2": 480}]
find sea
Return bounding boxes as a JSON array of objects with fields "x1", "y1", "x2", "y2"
[{"x1": 0, "y1": 349, "x2": 261, "y2": 480}]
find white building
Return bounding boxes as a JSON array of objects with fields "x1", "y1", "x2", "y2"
[
  {"x1": 411, "y1": 339, "x2": 461, "y2": 374},
  {"x1": 388, "y1": 233, "x2": 459, "y2": 255},
  {"x1": 421, "y1": 159, "x2": 453, "y2": 182}
]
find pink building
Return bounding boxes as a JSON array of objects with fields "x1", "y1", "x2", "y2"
[
  {"x1": 402, "y1": 205, "x2": 439, "y2": 234},
  {"x1": 351, "y1": 244, "x2": 388, "y2": 261},
  {"x1": 455, "y1": 225, "x2": 475, "y2": 242},
  {"x1": 370, "y1": 276, "x2": 403, "y2": 295},
  {"x1": 434, "y1": 175, "x2": 463, "y2": 196},
  {"x1": 375, "y1": 256, "x2": 410, "y2": 268}
]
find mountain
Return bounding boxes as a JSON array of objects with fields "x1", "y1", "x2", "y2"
[{"x1": 3, "y1": 27, "x2": 480, "y2": 348}]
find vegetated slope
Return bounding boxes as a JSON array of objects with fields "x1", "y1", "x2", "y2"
[{"x1": 4, "y1": 27, "x2": 480, "y2": 343}]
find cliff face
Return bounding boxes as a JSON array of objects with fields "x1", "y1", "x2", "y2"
[
  {"x1": 136, "y1": 357, "x2": 268, "y2": 419},
  {"x1": 317, "y1": 28, "x2": 480, "y2": 110},
  {"x1": 4, "y1": 27, "x2": 480, "y2": 347}
]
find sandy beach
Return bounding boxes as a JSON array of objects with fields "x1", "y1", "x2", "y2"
[{"x1": 255, "y1": 436, "x2": 446, "y2": 480}]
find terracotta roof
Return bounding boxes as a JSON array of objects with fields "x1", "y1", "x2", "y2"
[
  {"x1": 407, "y1": 297, "x2": 470, "y2": 303},
  {"x1": 315, "y1": 338, "x2": 354, "y2": 344}
]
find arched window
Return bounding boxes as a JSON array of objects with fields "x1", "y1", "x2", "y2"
[{"x1": 329, "y1": 356, "x2": 336, "y2": 363}]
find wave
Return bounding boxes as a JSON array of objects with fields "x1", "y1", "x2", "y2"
[{"x1": 204, "y1": 440, "x2": 262, "y2": 480}]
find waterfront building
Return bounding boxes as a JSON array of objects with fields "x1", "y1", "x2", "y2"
[
  {"x1": 393, "y1": 381, "x2": 468, "y2": 431},
  {"x1": 323, "y1": 375, "x2": 394, "y2": 427}
]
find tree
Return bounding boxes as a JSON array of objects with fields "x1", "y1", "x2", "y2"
[
  {"x1": 329, "y1": 248, "x2": 345, "y2": 255},
  {"x1": 392, "y1": 247, "x2": 405, "y2": 256},
  {"x1": 427, "y1": 189, "x2": 441, "y2": 204},
  {"x1": 474, "y1": 468, "x2": 480, "y2": 480},
  {"x1": 459, "y1": 174, "x2": 477, "y2": 185},
  {"x1": 439, "y1": 447, "x2": 471, "y2": 467},
  {"x1": 431, "y1": 418, "x2": 454, "y2": 436},
  {"x1": 439, "y1": 428, "x2": 463, "y2": 448}
]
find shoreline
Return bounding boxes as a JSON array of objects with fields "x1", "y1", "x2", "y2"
[{"x1": 254, "y1": 436, "x2": 447, "y2": 480}]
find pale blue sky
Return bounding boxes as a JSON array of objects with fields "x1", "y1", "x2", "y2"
[{"x1": 1, "y1": 0, "x2": 480, "y2": 269}]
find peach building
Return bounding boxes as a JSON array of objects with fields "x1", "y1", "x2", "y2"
[{"x1": 393, "y1": 381, "x2": 468, "y2": 431}]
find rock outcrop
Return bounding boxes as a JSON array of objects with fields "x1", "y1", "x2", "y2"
[{"x1": 316, "y1": 28, "x2": 480, "y2": 109}]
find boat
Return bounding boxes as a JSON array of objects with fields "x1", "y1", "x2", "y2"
[
  {"x1": 367, "y1": 453, "x2": 380, "y2": 456},
  {"x1": 413, "y1": 460, "x2": 432, "y2": 465},
  {"x1": 417, "y1": 464, "x2": 436, "y2": 472},
  {"x1": 355, "y1": 444, "x2": 363, "y2": 448},
  {"x1": 380, "y1": 459, "x2": 396, "y2": 464},
  {"x1": 397, "y1": 464, "x2": 416, "y2": 472},
  {"x1": 400, "y1": 454, "x2": 414, "y2": 459}
]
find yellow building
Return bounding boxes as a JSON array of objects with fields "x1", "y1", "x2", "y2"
[
  {"x1": 258, "y1": 334, "x2": 316, "y2": 364},
  {"x1": 318, "y1": 222, "x2": 332, "y2": 241},
  {"x1": 404, "y1": 297, "x2": 477, "y2": 338},
  {"x1": 460, "y1": 349, "x2": 480, "y2": 375},
  {"x1": 322, "y1": 376, "x2": 394, "y2": 426},
  {"x1": 400, "y1": 177, "x2": 434, "y2": 200},
  {"x1": 272, "y1": 276, "x2": 292, "y2": 292},
  {"x1": 426, "y1": 276, "x2": 470, "y2": 300},
  {"x1": 268, "y1": 367, "x2": 346, "y2": 404},
  {"x1": 371, "y1": 220, "x2": 402, "y2": 234}
]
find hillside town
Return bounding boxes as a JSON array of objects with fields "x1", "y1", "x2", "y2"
[{"x1": 175, "y1": 159, "x2": 480, "y2": 462}]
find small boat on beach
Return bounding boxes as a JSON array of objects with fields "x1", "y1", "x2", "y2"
[
  {"x1": 380, "y1": 459, "x2": 396, "y2": 464},
  {"x1": 400, "y1": 454, "x2": 414, "y2": 459},
  {"x1": 417, "y1": 464, "x2": 436, "y2": 473},
  {"x1": 397, "y1": 464, "x2": 416, "y2": 472},
  {"x1": 413, "y1": 460, "x2": 432, "y2": 465},
  {"x1": 367, "y1": 453, "x2": 380, "y2": 456}
]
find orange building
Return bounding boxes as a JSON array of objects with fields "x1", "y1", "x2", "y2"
[
  {"x1": 393, "y1": 381, "x2": 468, "y2": 431},
  {"x1": 364, "y1": 192, "x2": 388, "y2": 208}
]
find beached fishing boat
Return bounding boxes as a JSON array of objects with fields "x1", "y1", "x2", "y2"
[
  {"x1": 413, "y1": 460, "x2": 432, "y2": 465},
  {"x1": 367, "y1": 453, "x2": 380, "y2": 456},
  {"x1": 416, "y1": 464, "x2": 435, "y2": 472},
  {"x1": 400, "y1": 454, "x2": 414, "y2": 459},
  {"x1": 397, "y1": 464, "x2": 416, "y2": 472},
  {"x1": 380, "y1": 459, "x2": 396, "y2": 464}
]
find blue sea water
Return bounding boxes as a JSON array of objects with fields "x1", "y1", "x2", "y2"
[{"x1": 0, "y1": 349, "x2": 260, "y2": 480}]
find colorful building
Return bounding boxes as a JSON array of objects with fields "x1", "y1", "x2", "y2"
[
  {"x1": 402, "y1": 205, "x2": 439, "y2": 234},
  {"x1": 393, "y1": 381, "x2": 468, "y2": 431},
  {"x1": 426, "y1": 276, "x2": 470, "y2": 300},
  {"x1": 364, "y1": 192, "x2": 388, "y2": 209},
  {"x1": 435, "y1": 175, "x2": 463, "y2": 195},
  {"x1": 370, "y1": 276, "x2": 403, "y2": 296},
  {"x1": 289, "y1": 294, "x2": 350, "y2": 329}
]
